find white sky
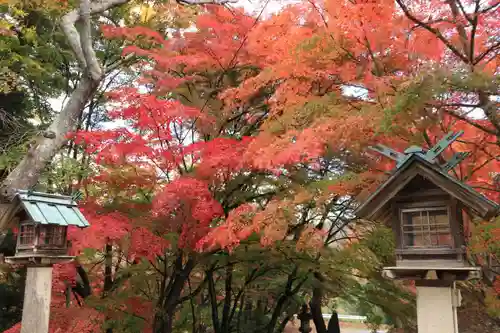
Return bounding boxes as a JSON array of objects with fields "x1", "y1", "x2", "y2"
[{"x1": 236, "y1": 0, "x2": 298, "y2": 16}]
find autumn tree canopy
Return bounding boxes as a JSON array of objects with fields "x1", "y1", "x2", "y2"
[{"x1": 1, "y1": 0, "x2": 499, "y2": 332}]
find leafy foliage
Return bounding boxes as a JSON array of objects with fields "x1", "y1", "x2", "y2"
[{"x1": 2, "y1": 0, "x2": 499, "y2": 332}]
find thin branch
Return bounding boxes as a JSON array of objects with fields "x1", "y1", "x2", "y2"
[
  {"x1": 473, "y1": 40, "x2": 500, "y2": 65},
  {"x1": 444, "y1": 109, "x2": 498, "y2": 136},
  {"x1": 395, "y1": 0, "x2": 469, "y2": 63},
  {"x1": 105, "y1": 53, "x2": 137, "y2": 74},
  {"x1": 454, "y1": 0, "x2": 473, "y2": 23},
  {"x1": 446, "y1": 0, "x2": 470, "y2": 60},
  {"x1": 468, "y1": 0, "x2": 481, "y2": 60},
  {"x1": 479, "y1": 2, "x2": 500, "y2": 14}
]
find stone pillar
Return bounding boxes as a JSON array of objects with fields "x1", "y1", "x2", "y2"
[
  {"x1": 21, "y1": 266, "x2": 53, "y2": 333},
  {"x1": 416, "y1": 285, "x2": 459, "y2": 333}
]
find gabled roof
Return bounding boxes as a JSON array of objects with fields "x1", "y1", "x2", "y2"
[
  {"x1": 355, "y1": 155, "x2": 499, "y2": 221},
  {"x1": 0, "y1": 190, "x2": 90, "y2": 229}
]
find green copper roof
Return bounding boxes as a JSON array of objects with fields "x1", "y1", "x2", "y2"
[
  {"x1": 355, "y1": 154, "x2": 499, "y2": 220},
  {"x1": 369, "y1": 131, "x2": 472, "y2": 172},
  {"x1": 16, "y1": 190, "x2": 90, "y2": 228},
  {"x1": 357, "y1": 130, "x2": 500, "y2": 221}
]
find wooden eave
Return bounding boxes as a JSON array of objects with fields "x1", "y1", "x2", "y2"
[
  {"x1": 355, "y1": 155, "x2": 499, "y2": 221},
  {"x1": 0, "y1": 196, "x2": 23, "y2": 231}
]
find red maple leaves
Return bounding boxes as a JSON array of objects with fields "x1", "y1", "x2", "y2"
[
  {"x1": 7, "y1": 1, "x2": 499, "y2": 332},
  {"x1": 153, "y1": 177, "x2": 224, "y2": 249}
]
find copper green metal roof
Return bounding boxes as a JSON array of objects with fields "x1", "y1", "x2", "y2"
[
  {"x1": 369, "y1": 131, "x2": 470, "y2": 171},
  {"x1": 356, "y1": 130, "x2": 500, "y2": 221},
  {"x1": 16, "y1": 190, "x2": 90, "y2": 228}
]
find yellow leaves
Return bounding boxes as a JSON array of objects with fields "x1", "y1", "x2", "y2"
[
  {"x1": 125, "y1": 1, "x2": 198, "y2": 29},
  {"x1": 293, "y1": 189, "x2": 314, "y2": 205},
  {"x1": 22, "y1": 26, "x2": 37, "y2": 45},
  {"x1": 0, "y1": 68, "x2": 17, "y2": 94},
  {"x1": 3, "y1": 0, "x2": 66, "y2": 12},
  {"x1": 130, "y1": 4, "x2": 156, "y2": 23}
]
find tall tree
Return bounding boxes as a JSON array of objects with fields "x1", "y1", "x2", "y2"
[
  {"x1": 3, "y1": 1, "x2": 499, "y2": 333},
  {"x1": 43, "y1": 5, "x2": 416, "y2": 333},
  {"x1": 0, "y1": 0, "x2": 236, "y2": 201}
]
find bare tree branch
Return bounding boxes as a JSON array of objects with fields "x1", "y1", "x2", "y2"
[
  {"x1": 61, "y1": 0, "x2": 129, "y2": 75},
  {"x1": 444, "y1": 109, "x2": 498, "y2": 136},
  {"x1": 105, "y1": 53, "x2": 136, "y2": 74},
  {"x1": 446, "y1": 0, "x2": 471, "y2": 60},
  {"x1": 468, "y1": 0, "x2": 481, "y2": 61},
  {"x1": 473, "y1": 40, "x2": 500, "y2": 65},
  {"x1": 60, "y1": 10, "x2": 86, "y2": 69}
]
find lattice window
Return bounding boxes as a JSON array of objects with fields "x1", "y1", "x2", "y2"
[
  {"x1": 19, "y1": 224, "x2": 36, "y2": 245},
  {"x1": 39, "y1": 225, "x2": 66, "y2": 246},
  {"x1": 401, "y1": 207, "x2": 453, "y2": 248}
]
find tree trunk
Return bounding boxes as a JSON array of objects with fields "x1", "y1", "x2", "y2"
[
  {"x1": 0, "y1": 0, "x2": 132, "y2": 201},
  {"x1": 0, "y1": 76, "x2": 100, "y2": 200},
  {"x1": 310, "y1": 285, "x2": 327, "y2": 333},
  {"x1": 0, "y1": 0, "x2": 240, "y2": 203},
  {"x1": 153, "y1": 258, "x2": 195, "y2": 333},
  {"x1": 309, "y1": 272, "x2": 340, "y2": 333},
  {"x1": 103, "y1": 242, "x2": 114, "y2": 333},
  {"x1": 326, "y1": 312, "x2": 341, "y2": 333}
]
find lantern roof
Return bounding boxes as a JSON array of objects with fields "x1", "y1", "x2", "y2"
[
  {"x1": 355, "y1": 131, "x2": 499, "y2": 221},
  {"x1": 0, "y1": 190, "x2": 90, "y2": 229}
]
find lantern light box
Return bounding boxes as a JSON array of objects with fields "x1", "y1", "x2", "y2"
[
  {"x1": 0, "y1": 190, "x2": 90, "y2": 265},
  {"x1": 355, "y1": 131, "x2": 499, "y2": 282}
]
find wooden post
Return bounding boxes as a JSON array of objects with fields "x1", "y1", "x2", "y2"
[{"x1": 20, "y1": 266, "x2": 53, "y2": 333}]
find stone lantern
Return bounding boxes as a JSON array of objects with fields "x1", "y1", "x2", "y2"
[
  {"x1": 354, "y1": 131, "x2": 499, "y2": 333},
  {"x1": 0, "y1": 190, "x2": 90, "y2": 333}
]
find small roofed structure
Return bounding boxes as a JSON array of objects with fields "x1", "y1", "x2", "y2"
[
  {"x1": 0, "y1": 190, "x2": 90, "y2": 265},
  {"x1": 355, "y1": 131, "x2": 499, "y2": 282}
]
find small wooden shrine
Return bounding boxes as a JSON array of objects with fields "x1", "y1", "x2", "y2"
[
  {"x1": 355, "y1": 131, "x2": 499, "y2": 282},
  {"x1": 0, "y1": 190, "x2": 90, "y2": 265}
]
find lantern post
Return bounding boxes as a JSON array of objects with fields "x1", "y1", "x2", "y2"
[
  {"x1": 0, "y1": 190, "x2": 90, "y2": 333},
  {"x1": 354, "y1": 131, "x2": 499, "y2": 333}
]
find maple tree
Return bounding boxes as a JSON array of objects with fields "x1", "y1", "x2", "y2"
[
  {"x1": 3, "y1": 5, "x2": 405, "y2": 333},
  {"x1": 1, "y1": 0, "x2": 499, "y2": 332},
  {"x1": 91, "y1": 1, "x2": 498, "y2": 331}
]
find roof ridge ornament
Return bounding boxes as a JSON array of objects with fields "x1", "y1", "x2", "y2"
[
  {"x1": 71, "y1": 190, "x2": 83, "y2": 202},
  {"x1": 369, "y1": 130, "x2": 470, "y2": 172}
]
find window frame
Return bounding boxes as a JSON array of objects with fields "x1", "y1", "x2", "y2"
[
  {"x1": 18, "y1": 222, "x2": 37, "y2": 247},
  {"x1": 38, "y1": 225, "x2": 67, "y2": 248},
  {"x1": 399, "y1": 205, "x2": 453, "y2": 249}
]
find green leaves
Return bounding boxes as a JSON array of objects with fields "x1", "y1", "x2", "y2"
[
  {"x1": 361, "y1": 226, "x2": 395, "y2": 267},
  {"x1": 382, "y1": 72, "x2": 444, "y2": 132}
]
